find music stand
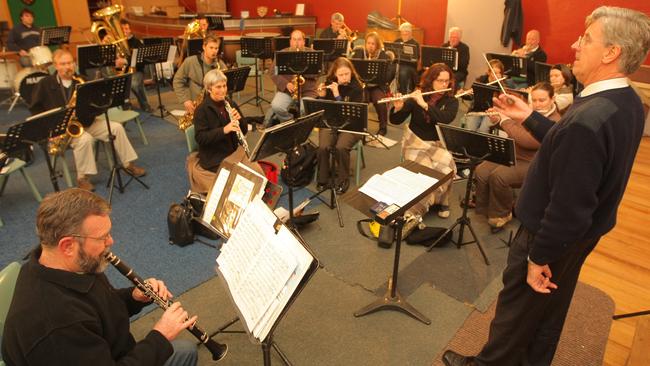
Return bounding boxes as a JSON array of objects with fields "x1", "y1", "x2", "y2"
[
  {"x1": 207, "y1": 16, "x2": 225, "y2": 31},
  {"x1": 351, "y1": 59, "x2": 393, "y2": 149},
  {"x1": 77, "y1": 44, "x2": 117, "y2": 77},
  {"x1": 223, "y1": 66, "x2": 251, "y2": 100},
  {"x1": 133, "y1": 41, "x2": 176, "y2": 118},
  {"x1": 486, "y1": 52, "x2": 527, "y2": 78},
  {"x1": 275, "y1": 50, "x2": 324, "y2": 115},
  {"x1": 3, "y1": 107, "x2": 74, "y2": 191},
  {"x1": 303, "y1": 99, "x2": 367, "y2": 227},
  {"x1": 250, "y1": 111, "x2": 324, "y2": 228},
  {"x1": 432, "y1": 124, "x2": 517, "y2": 265},
  {"x1": 273, "y1": 36, "x2": 311, "y2": 53},
  {"x1": 76, "y1": 74, "x2": 150, "y2": 203},
  {"x1": 312, "y1": 38, "x2": 347, "y2": 61},
  {"x1": 421, "y1": 46, "x2": 458, "y2": 71},
  {"x1": 240, "y1": 37, "x2": 273, "y2": 108},
  {"x1": 384, "y1": 42, "x2": 419, "y2": 64},
  {"x1": 535, "y1": 61, "x2": 552, "y2": 84},
  {"x1": 40, "y1": 26, "x2": 71, "y2": 46},
  {"x1": 469, "y1": 82, "x2": 501, "y2": 112},
  {"x1": 349, "y1": 161, "x2": 453, "y2": 324}
]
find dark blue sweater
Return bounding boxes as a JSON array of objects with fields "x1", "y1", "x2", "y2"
[{"x1": 516, "y1": 86, "x2": 644, "y2": 265}]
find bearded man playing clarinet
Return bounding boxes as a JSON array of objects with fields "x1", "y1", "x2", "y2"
[{"x1": 1, "y1": 188, "x2": 198, "y2": 366}]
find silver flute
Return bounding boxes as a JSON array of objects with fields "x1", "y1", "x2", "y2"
[{"x1": 224, "y1": 99, "x2": 250, "y2": 158}]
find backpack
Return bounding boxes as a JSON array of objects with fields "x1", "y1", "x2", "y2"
[
  {"x1": 280, "y1": 142, "x2": 317, "y2": 188},
  {"x1": 167, "y1": 200, "x2": 194, "y2": 246}
]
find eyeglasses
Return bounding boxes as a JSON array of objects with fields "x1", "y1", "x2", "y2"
[
  {"x1": 434, "y1": 79, "x2": 450, "y2": 84},
  {"x1": 69, "y1": 233, "x2": 112, "y2": 244}
]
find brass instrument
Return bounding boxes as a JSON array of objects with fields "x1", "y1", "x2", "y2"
[
  {"x1": 48, "y1": 75, "x2": 85, "y2": 156},
  {"x1": 177, "y1": 20, "x2": 206, "y2": 66},
  {"x1": 224, "y1": 99, "x2": 250, "y2": 158},
  {"x1": 290, "y1": 75, "x2": 305, "y2": 100},
  {"x1": 377, "y1": 88, "x2": 452, "y2": 104},
  {"x1": 90, "y1": 5, "x2": 132, "y2": 73},
  {"x1": 341, "y1": 23, "x2": 358, "y2": 43},
  {"x1": 178, "y1": 90, "x2": 205, "y2": 131}
]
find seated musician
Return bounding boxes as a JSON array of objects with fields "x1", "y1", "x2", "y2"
[
  {"x1": 350, "y1": 32, "x2": 395, "y2": 136},
  {"x1": 315, "y1": 57, "x2": 364, "y2": 194},
  {"x1": 1, "y1": 188, "x2": 198, "y2": 365},
  {"x1": 197, "y1": 14, "x2": 210, "y2": 34},
  {"x1": 187, "y1": 69, "x2": 254, "y2": 194},
  {"x1": 474, "y1": 82, "x2": 561, "y2": 232},
  {"x1": 464, "y1": 59, "x2": 516, "y2": 133},
  {"x1": 393, "y1": 22, "x2": 419, "y2": 94},
  {"x1": 389, "y1": 63, "x2": 458, "y2": 218},
  {"x1": 29, "y1": 49, "x2": 146, "y2": 192},
  {"x1": 173, "y1": 34, "x2": 227, "y2": 116},
  {"x1": 7, "y1": 8, "x2": 40, "y2": 67},
  {"x1": 264, "y1": 30, "x2": 318, "y2": 128},
  {"x1": 115, "y1": 19, "x2": 153, "y2": 113},
  {"x1": 319, "y1": 12, "x2": 347, "y2": 39},
  {"x1": 441, "y1": 26, "x2": 470, "y2": 88},
  {"x1": 512, "y1": 29, "x2": 548, "y2": 86},
  {"x1": 549, "y1": 63, "x2": 575, "y2": 113}
]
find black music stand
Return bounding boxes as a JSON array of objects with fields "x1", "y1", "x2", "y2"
[
  {"x1": 207, "y1": 16, "x2": 225, "y2": 31},
  {"x1": 223, "y1": 66, "x2": 252, "y2": 100},
  {"x1": 3, "y1": 107, "x2": 74, "y2": 191},
  {"x1": 249, "y1": 111, "x2": 324, "y2": 228},
  {"x1": 422, "y1": 46, "x2": 458, "y2": 71},
  {"x1": 535, "y1": 61, "x2": 552, "y2": 83},
  {"x1": 351, "y1": 59, "x2": 393, "y2": 149},
  {"x1": 133, "y1": 41, "x2": 175, "y2": 118},
  {"x1": 40, "y1": 26, "x2": 71, "y2": 46},
  {"x1": 303, "y1": 99, "x2": 367, "y2": 227},
  {"x1": 486, "y1": 52, "x2": 527, "y2": 79},
  {"x1": 240, "y1": 37, "x2": 273, "y2": 108},
  {"x1": 469, "y1": 82, "x2": 528, "y2": 112},
  {"x1": 77, "y1": 44, "x2": 117, "y2": 78},
  {"x1": 431, "y1": 124, "x2": 517, "y2": 265},
  {"x1": 76, "y1": 74, "x2": 150, "y2": 203},
  {"x1": 312, "y1": 38, "x2": 347, "y2": 62},
  {"x1": 275, "y1": 50, "x2": 324, "y2": 115},
  {"x1": 273, "y1": 36, "x2": 311, "y2": 53},
  {"x1": 384, "y1": 42, "x2": 419, "y2": 93},
  {"x1": 351, "y1": 161, "x2": 453, "y2": 324}
]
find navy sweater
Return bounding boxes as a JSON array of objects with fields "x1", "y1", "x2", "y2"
[{"x1": 517, "y1": 86, "x2": 644, "y2": 264}]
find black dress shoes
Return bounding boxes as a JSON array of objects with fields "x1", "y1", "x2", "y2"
[{"x1": 442, "y1": 350, "x2": 476, "y2": 366}]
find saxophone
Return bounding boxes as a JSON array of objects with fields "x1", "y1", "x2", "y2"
[
  {"x1": 178, "y1": 90, "x2": 205, "y2": 131},
  {"x1": 48, "y1": 75, "x2": 86, "y2": 156},
  {"x1": 224, "y1": 99, "x2": 250, "y2": 158},
  {"x1": 290, "y1": 75, "x2": 305, "y2": 100}
]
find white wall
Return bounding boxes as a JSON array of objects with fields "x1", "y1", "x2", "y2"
[{"x1": 445, "y1": 0, "x2": 511, "y2": 85}]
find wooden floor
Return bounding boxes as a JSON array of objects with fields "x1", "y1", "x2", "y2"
[{"x1": 580, "y1": 136, "x2": 650, "y2": 366}]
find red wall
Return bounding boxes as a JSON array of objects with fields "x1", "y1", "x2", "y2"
[
  {"x1": 521, "y1": 0, "x2": 650, "y2": 65},
  {"x1": 226, "y1": 0, "x2": 448, "y2": 45}
]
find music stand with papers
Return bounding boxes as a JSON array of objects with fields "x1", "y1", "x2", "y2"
[
  {"x1": 312, "y1": 38, "x2": 347, "y2": 61},
  {"x1": 40, "y1": 26, "x2": 71, "y2": 46},
  {"x1": 215, "y1": 199, "x2": 320, "y2": 366},
  {"x1": 346, "y1": 161, "x2": 453, "y2": 324},
  {"x1": 240, "y1": 37, "x2": 274, "y2": 108},
  {"x1": 76, "y1": 74, "x2": 150, "y2": 203},
  {"x1": 250, "y1": 111, "x2": 324, "y2": 228},
  {"x1": 223, "y1": 66, "x2": 252, "y2": 100},
  {"x1": 133, "y1": 41, "x2": 176, "y2": 118},
  {"x1": 486, "y1": 52, "x2": 527, "y2": 78},
  {"x1": 433, "y1": 124, "x2": 517, "y2": 264},
  {"x1": 3, "y1": 107, "x2": 74, "y2": 191},
  {"x1": 350, "y1": 59, "x2": 393, "y2": 149},
  {"x1": 275, "y1": 50, "x2": 324, "y2": 115},
  {"x1": 77, "y1": 44, "x2": 117, "y2": 77},
  {"x1": 535, "y1": 61, "x2": 552, "y2": 83},
  {"x1": 421, "y1": 46, "x2": 458, "y2": 71},
  {"x1": 303, "y1": 99, "x2": 367, "y2": 227},
  {"x1": 384, "y1": 42, "x2": 419, "y2": 93}
]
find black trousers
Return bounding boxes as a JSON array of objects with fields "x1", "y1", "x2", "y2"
[
  {"x1": 397, "y1": 64, "x2": 417, "y2": 94},
  {"x1": 317, "y1": 129, "x2": 362, "y2": 187},
  {"x1": 475, "y1": 226, "x2": 600, "y2": 366}
]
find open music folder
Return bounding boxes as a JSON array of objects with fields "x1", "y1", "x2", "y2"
[{"x1": 216, "y1": 199, "x2": 318, "y2": 343}]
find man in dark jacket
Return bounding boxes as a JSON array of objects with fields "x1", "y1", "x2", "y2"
[
  {"x1": 7, "y1": 8, "x2": 41, "y2": 67},
  {"x1": 2, "y1": 188, "x2": 198, "y2": 366},
  {"x1": 441, "y1": 26, "x2": 470, "y2": 88},
  {"x1": 443, "y1": 6, "x2": 650, "y2": 366},
  {"x1": 512, "y1": 30, "x2": 547, "y2": 86}
]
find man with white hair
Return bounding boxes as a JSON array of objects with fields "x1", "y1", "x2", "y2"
[
  {"x1": 443, "y1": 6, "x2": 650, "y2": 366},
  {"x1": 512, "y1": 29, "x2": 547, "y2": 86},
  {"x1": 441, "y1": 26, "x2": 470, "y2": 87},
  {"x1": 393, "y1": 22, "x2": 419, "y2": 94},
  {"x1": 320, "y1": 12, "x2": 347, "y2": 39}
]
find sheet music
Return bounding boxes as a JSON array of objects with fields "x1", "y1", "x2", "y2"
[
  {"x1": 202, "y1": 168, "x2": 230, "y2": 223},
  {"x1": 359, "y1": 166, "x2": 438, "y2": 207},
  {"x1": 217, "y1": 199, "x2": 314, "y2": 342}
]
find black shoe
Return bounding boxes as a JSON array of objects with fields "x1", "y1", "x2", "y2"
[
  {"x1": 378, "y1": 128, "x2": 387, "y2": 136},
  {"x1": 316, "y1": 183, "x2": 330, "y2": 192},
  {"x1": 442, "y1": 350, "x2": 475, "y2": 366},
  {"x1": 335, "y1": 180, "x2": 349, "y2": 194}
]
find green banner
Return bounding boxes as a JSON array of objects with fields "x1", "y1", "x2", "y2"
[{"x1": 8, "y1": 0, "x2": 58, "y2": 28}]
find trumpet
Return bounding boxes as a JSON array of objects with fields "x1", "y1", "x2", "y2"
[
  {"x1": 341, "y1": 23, "x2": 358, "y2": 43},
  {"x1": 224, "y1": 99, "x2": 250, "y2": 158},
  {"x1": 377, "y1": 88, "x2": 452, "y2": 104}
]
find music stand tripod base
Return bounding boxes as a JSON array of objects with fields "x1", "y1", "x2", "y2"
[{"x1": 354, "y1": 279, "x2": 431, "y2": 325}]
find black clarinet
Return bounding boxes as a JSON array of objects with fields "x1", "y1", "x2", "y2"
[{"x1": 105, "y1": 252, "x2": 228, "y2": 361}]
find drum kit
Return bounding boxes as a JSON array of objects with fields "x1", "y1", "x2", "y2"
[{"x1": 1, "y1": 46, "x2": 52, "y2": 112}]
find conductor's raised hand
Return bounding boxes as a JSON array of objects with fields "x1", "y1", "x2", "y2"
[
  {"x1": 492, "y1": 94, "x2": 533, "y2": 124},
  {"x1": 224, "y1": 119, "x2": 241, "y2": 134},
  {"x1": 153, "y1": 302, "x2": 198, "y2": 341}
]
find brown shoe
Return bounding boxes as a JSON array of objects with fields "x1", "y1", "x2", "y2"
[
  {"x1": 125, "y1": 163, "x2": 146, "y2": 177},
  {"x1": 76, "y1": 177, "x2": 95, "y2": 191}
]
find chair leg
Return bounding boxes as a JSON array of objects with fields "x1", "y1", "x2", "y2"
[
  {"x1": 19, "y1": 167, "x2": 42, "y2": 202},
  {"x1": 51, "y1": 154, "x2": 74, "y2": 188},
  {"x1": 0, "y1": 175, "x2": 7, "y2": 197},
  {"x1": 355, "y1": 143, "x2": 362, "y2": 186},
  {"x1": 134, "y1": 117, "x2": 149, "y2": 145}
]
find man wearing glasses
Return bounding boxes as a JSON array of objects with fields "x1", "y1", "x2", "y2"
[
  {"x1": 442, "y1": 6, "x2": 650, "y2": 366},
  {"x1": 2, "y1": 189, "x2": 198, "y2": 366}
]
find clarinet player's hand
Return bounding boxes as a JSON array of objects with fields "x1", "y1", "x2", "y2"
[
  {"x1": 133, "y1": 278, "x2": 173, "y2": 303},
  {"x1": 224, "y1": 120, "x2": 241, "y2": 134},
  {"x1": 229, "y1": 108, "x2": 242, "y2": 121},
  {"x1": 153, "y1": 302, "x2": 198, "y2": 341}
]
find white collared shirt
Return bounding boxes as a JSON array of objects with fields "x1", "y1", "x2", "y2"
[{"x1": 579, "y1": 77, "x2": 629, "y2": 98}]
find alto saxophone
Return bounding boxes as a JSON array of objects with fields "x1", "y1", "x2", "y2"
[
  {"x1": 48, "y1": 75, "x2": 86, "y2": 156},
  {"x1": 178, "y1": 90, "x2": 205, "y2": 131},
  {"x1": 224, "y1": 99, "x2": 250, "y2": 158},
  {"x1": 290, "y1": 75, "x2": 305, "y2": 100}
]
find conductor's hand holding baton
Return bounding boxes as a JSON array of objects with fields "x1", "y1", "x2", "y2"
[{"x1": 492, "y1": 94, "x2": 533, "y2": 124}]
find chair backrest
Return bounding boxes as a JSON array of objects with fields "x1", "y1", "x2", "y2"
[
  {"x1": 0, "y1": 262, "x2": 21, "y2": 358},
  {"x1": 185, "y1": 125, "x2": 197, "y2": 153}
]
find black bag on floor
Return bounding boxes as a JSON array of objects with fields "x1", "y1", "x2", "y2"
[
  {"x1": 167, "y1": 200, "x2": 194, "y2": 246},
  {"x1": 281, "y1": 142, "x2": 317, "y2": 188}
]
